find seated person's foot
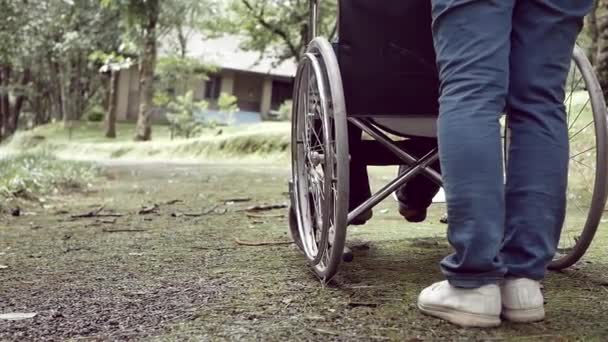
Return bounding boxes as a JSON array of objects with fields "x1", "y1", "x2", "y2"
[
  {"x1": 398, "y1": 202, "x2": 427, "y2": 223},
  {"x1": 392, "y1": 192, "x2": 428, "y2": 223},
  {"x1": 350, "y1": 208, "x2": 373, "y2": 226}
]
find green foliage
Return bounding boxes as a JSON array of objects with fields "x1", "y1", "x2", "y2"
[
  {"x1": 228, "y1": 0, "x2": 337, "y2": 62},
  {"x1": 154, "y1": 56, "x2": 216, "y2": 102},
  {"x1": 86, "y1": 106, "x2": 105, "y2": 122},
  {"x1": 0, "y1": 153, "x2": 100, "y2": 200},
  {"x1": 277, "y1": 100, "x2": 292, "y2": 121},
  {"x1": 218, "y1": 93, "x2": 239, "y2": 125},
  {"x1": 166, "y1": 91, "x2": 208, "y2": 138},
  {"x1": 101, "y1": 0, "x2": 160, "y2": 27},
  {"x1": 89, "y1": 50, "x2": 135, "y2": 73}
]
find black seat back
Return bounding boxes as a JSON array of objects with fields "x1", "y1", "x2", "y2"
[{"x1": 338, "y1": 0, "x2": 439, "y2": 117}]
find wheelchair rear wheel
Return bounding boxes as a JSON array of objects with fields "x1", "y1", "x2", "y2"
[
  {"x1": 504, "y1": 46, "x2": 608, "y2": 270},
  {"x1": 290, "y1": 38, "x2": 349, "y2": 282},
  {"x1": 547, "y1": 46, "x2": 608, "y2": 270}
]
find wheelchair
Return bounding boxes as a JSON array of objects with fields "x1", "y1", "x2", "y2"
[{"x1": 288, "y1": 0, "x2": 608, "y2": 282}]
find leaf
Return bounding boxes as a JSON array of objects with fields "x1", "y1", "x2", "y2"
[{"x1": 0, "y1": 312, "x2": 38, "y2": 320}]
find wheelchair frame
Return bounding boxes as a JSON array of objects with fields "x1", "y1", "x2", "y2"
[{"x1": 289, "y1": 0, "x2": 608, "y2": 282}]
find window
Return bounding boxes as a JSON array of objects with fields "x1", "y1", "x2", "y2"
[{"x1": 205, "y1": 75, "x2": 222, "y2": 100}]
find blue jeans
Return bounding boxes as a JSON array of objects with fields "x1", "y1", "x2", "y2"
[{"x1": 432, "y1": 0, "x2": 593, "y2": 288}]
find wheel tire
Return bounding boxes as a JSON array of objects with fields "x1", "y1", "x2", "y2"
[
  {"x1": 548, "y1": 46, "x2": 608, "y2": 270},
  {"x1": 290, "y1": 37, "x2": 349, "y2": 282}
]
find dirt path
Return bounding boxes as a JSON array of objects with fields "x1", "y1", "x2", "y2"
[{"x1": 2, "y1": 162, "x2": 608, "y2": 341}]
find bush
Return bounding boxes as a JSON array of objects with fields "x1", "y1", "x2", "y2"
[
  {"x1": 86, "y1": 106, "x2": 105, "y2": 122},
  {"x1": 218, "y1": 93, "x2": 239, "y2": 125},
  {"x1": 0, "y1": 152, "x2": 101, "y2": 200},
  {"x1": 277, "y1": 100, "x2": 293, "y2": 121},
  {"x1": 166, "y1": 91, "x2": 208, "y2": 139}
]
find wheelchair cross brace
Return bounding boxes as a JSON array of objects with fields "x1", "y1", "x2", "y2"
[{"x1": 346, "y1": 118, "x2": 443, "y2": 225}]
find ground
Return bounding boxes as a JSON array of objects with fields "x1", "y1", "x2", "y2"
[{"x1": 2, "y1": 161, "x2": 608, "y2": 341}]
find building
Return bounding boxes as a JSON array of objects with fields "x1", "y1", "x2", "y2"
[{"x1": 115, "y1": 34, "x2": 297, "y2": 122}]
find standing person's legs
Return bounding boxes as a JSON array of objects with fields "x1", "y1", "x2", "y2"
[
  {"x1": 416, "y1": 0, "x2": 514, "y2": 327},
  {"x1": 499, "y1": 0, "x2": 592, "y2": 322},
  {"x1": 434, "y1": 0, "x2": 513, "y2": 287},
  {"x1": 503, "y1": 0, "x2": 592, "y2": 281}
]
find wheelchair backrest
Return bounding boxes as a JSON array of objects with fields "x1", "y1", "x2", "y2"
[{"x1": 338, "y1": 0, "x2": 439, "y2": 117}]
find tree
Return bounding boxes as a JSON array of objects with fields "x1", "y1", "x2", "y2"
[
  {"x1": 597, "y1": 0, "x2": 608, "y2": 99},
  {"x1": 228, "y1": 0, "x2": 337, "y2": 63},
  {"x1": 159, "y1": 0, "x2": 221, "y2": 59},
  {"x1": 102, "y1": 0, "x2": 161, "y2": 141},
  {"x1": 0, "y1": 0, "x2": 122, "y2": 140}
]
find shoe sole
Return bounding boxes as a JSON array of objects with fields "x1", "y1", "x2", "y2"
[
  {"x1": 350, "y1": 210, "x2": 373, "y2": 226},
  {"x1": 502, "y1": 307, "x2": 545, "y2": 323},
  {"x1": 418, "y1": 303, "x2": 501, "y2": 328}
]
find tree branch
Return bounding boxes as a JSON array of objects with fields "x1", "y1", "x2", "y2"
[{"x1": 240, "y1": 0, "x2": 300, "y2": 60}]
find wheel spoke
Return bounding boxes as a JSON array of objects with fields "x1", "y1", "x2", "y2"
[{"x1": 568, "y1": 97, "x2": 591, "y2": 132}]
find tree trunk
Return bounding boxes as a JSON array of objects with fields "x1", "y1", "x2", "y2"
[
  {"x1": 105, "y1": 71, "x2": 119, "y2": 138},
  {"x1": 0, "y1": 65, "x2": 9, "y2": 139},
  {"x1": 587, "y1": 1, "x2": 600, "y2": 66},
  {"x1": 9, "y1": 68, "x2": 32, "y2": 132},
  {"x1": 134, "y1": 0, "x2": 160, "y2": 141},
  {"x1": 1, "y1": 66, "x2": 12, "y2": 137},
  {"x1": 50, "y1": 60, "x2": 64, "y2": 122},
  {"x1": 177, "y1": 26, "x2": 188, "y2": 59},
  {"x1": 597, "y1": 0, "x2": 608, "y2": 100}
]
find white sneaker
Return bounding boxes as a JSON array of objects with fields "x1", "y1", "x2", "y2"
[
  {"x1": 500, "y1": 278, "x2": 545, "y2": 323},
  {"x1": 417, "y1": 281, "x2": 502, "y2": 327}
]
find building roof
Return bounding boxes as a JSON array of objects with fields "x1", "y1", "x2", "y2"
[{"x1": 160, "y1": 33, "x2": 297, "y2": 78}]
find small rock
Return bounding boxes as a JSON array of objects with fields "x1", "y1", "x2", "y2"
[
  {"x1": 11, "y1": 207, "x2": 21, "y2": 217},
  {"x1": 0, "y1": 312, "x2": 37, "y2": 321}
]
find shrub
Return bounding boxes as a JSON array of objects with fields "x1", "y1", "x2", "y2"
[
  {"x1": 218, "y1": 93, "x2": 239, "y2": 125},
  {"x1": 277, "y1": 100, "x2": 293, "y2": 121},
  {"x1": 166, "y1": 91, "x2": 208, "y2": 139},
  {"x1": 86, "y1": 106, "x2": 105, "y2": 122},
  {"x1": 0, "y1": 152, "x2": 100, "y2": 200}
]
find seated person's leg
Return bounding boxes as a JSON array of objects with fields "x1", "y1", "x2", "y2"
[
  {"x1": 348, "y1": 122, "x2": 373, "y2": 224},
  {"x1": 395, "y1": 138, "x2": 441, "y2": 222}
]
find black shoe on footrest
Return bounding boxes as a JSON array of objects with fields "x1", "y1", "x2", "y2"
[
  {"x1": 350, "y1": 209, "x2": 373, "y2": 226},
  {"x1": 398, "y1": 203, "x2": 427, "y2": 223}
]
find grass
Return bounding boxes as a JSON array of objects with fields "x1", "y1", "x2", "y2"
[
  {"x1": 3, "y1": 162, "x2": 608, "y2": 340},
  {"x1": 0, "y1": 152, "x2": 101, "y2": 203},
  {"x1": 1, "y1": 121, "x2": 291, "y2": 163}
]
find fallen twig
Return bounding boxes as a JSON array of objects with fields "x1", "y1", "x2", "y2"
[
  {"x1": 190, "y1": 246, "x2": 234, "y2": 251},
  {"x1": 71, "y1": 206, "x2": 124, "y2": 219},
  {"x1": 165, "y1": 199, "x2": 183, "y2": 205},
  {"x1": 102, "y1": 228, "x2": 147, "y2": 233},
  {"x1": 240, "y1": 204, "x2": 288, "y2": 212},
  {"x1": 138, "y1": 204, "x2": 160, "y2": 215},
  {"x1": 71, "y1": 206, "x2": 104, "y2": 218},
  {"x1": 245, "y1": 212, "x2": 285, "y2": 219},
  {"x1": 234, "y1": 238, "x2": 293, "y2": 246},
  {"x1": 222, "y1": 197, "x2": 252, "y2": 203},
  {"x1": 171, "y1": 205, "x2": 219, "y2": 218}
]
